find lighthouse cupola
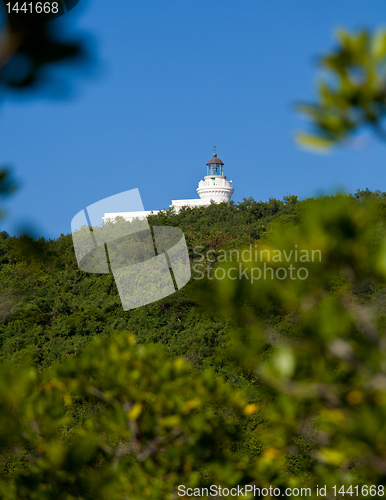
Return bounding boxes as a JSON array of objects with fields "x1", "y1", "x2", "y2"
[
  {"x1": 206, "y1": 153, "x2": 224, "y2": 176},
  {"x1": 196, "y1": 152, "x2": 234, "y2": 204}
]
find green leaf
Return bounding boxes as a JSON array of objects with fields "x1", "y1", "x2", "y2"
[{"x1": 296, "y1": 132, "x2": 334, "y2": 151}]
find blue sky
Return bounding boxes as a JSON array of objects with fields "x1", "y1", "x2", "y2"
[{"x1": 1, "y1": 0, "x2": 386, "y2": 239}]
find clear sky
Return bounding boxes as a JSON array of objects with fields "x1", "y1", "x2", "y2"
[{"x1": 1, "y1": 0, "x2": 386, "y2": 239}]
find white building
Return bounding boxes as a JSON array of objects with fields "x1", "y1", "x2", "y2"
[{"x1": 103, "y1": 153, "x2": 234, "y2": 223}]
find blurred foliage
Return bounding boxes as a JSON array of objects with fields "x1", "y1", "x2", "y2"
[
  {"x1": 0, "y1": 333, "x2": 251, "y2": 499},
  {"x1": 198, "y1": 192, "x2": 386, "y2": 491},
  {"x1": 0, "y1": 167, "x2": 17, "y2": 219},
  {"x1": 0, "y1": 1, "x2": 88, "y2": 92},
  {"x1": 0, "y1": 168, "x2": 16, "y2": 197},
  {"x1": 297, "y1": 29, "x2": 386, "y2": 150}
]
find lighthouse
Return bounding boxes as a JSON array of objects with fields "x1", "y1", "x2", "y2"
[
  {"x1": 196, "y1": 153, "x2": 234, "y2": 204},
  {"x1": 170, "y1": 152, "x2": 234, "y2": 210},
  {"x1": 103, "y1": 152, "x2": 234, "y2": 222}
]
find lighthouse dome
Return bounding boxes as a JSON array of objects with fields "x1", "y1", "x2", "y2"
[{"x1": 206, "y1": 153, "x2": 224, "y2": 166}]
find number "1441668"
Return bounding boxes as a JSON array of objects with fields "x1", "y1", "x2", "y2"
[{"x1": 5, "y1": 2, "x2": 59, "y2": 14}]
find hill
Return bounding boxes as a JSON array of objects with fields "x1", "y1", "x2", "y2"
[
  {"x1": 2, "y1": 191, "x2": 386, "y2": 497},
  {"x1": 0, "y1": 196, "x2": 298, "y2": 376}
]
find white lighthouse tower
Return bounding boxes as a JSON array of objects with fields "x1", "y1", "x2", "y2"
[
  {"x1": 196, "y1": 153, "x2": 234, "y2": 204},
  {"x1": 170, "y1": 152, "x2": 234, "y2": 210}
]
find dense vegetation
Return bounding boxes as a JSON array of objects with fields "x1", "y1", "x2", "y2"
[
  {"x1": 0, "y1": 197, "x2": 299, "y2": 497},
  {"x1": 0, "y1": 197, "x2": 297, "y2": 375},
  {"x1": 2, "y1": 191, "x2": 386, "y2": 498}
]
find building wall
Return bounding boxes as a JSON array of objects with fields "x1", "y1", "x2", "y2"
[
  {"x1": 103, "y1": 210, "x2": 159, "y2": 223},
  {"x1": 102, "y1": 169, "x2": 234, "y2": 223}
]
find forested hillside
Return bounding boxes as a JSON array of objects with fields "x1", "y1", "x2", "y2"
[
  {"x1": 0, "y1": 197, "x2": 297, "y2": 374},
  {"x1": 2, "y1": 191, "x2": 386, "y2": 498}
]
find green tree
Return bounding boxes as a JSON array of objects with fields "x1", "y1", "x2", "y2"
[{"x1": 0, "y1": 333, "x2": 252, "y2": 499}]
